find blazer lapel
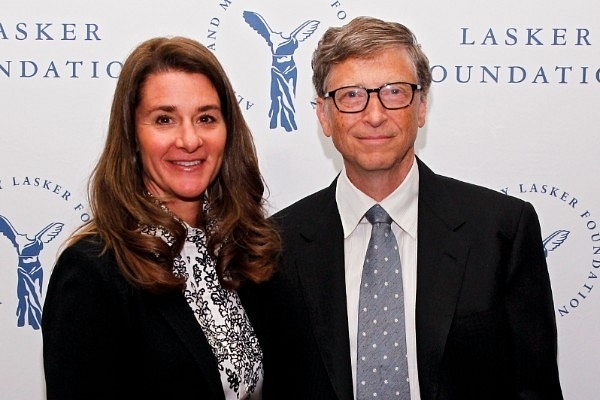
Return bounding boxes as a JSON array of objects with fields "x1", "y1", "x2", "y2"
[
  {"x1": 149, "y1": 291, "x2": 226, "y2": 400},
  {"x1": 415, "y1": 159, "x2": 470, "y2": 399},
  {"x1": 295, "y1": 181, "x2": 354, "y2": 400}
]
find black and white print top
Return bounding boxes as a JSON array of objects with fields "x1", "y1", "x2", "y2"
[{"x1": 143, "y1": 222, "x2": 263, "y2": 400}]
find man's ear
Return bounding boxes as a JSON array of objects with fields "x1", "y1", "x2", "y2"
[
  {"x1": 417, "y1": 94, "x2": 427, "y2": 128},
  {"x1": 316, "y1": 97, "x2": 332, "y2": 138}
]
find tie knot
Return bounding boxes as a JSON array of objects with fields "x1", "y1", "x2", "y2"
[{"x1": 365, "y1": 204, "x2": 392, "y2": 225}]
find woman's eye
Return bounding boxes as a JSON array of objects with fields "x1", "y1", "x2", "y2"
[
  {"x1": 198, "y1": 114, "x2": 218, "y2": 124},
  {"x1": 156, "y1": 115, "x2": 172, "y2": 125}
]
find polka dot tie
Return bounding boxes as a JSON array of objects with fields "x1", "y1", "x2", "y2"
[{"x1": 357, "y1": 204, "x2": 410, "y2": 399}]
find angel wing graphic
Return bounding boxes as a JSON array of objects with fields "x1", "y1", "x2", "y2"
[
  {"x1": 243, "y1": 11, "x2": 320, "y2": 132},
  {"x1": 0, "y1": 215, "x2": 63, "y2": 251},
  {"x1": 0, "y1": 214, "x2": 64, "y2": 329},
  {"x1": 243, "y1": 11, "x2": 319, "y2": 49},
  {"x1": 542, "y1": 229, "x2": 570, "y2": 258}
]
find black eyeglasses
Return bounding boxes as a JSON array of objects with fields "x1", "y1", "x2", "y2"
[{"x1": 323, "y1": 81, "x2": 422, "y2": 113}]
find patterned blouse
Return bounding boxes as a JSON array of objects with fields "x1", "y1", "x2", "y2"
[{"x1": 143, "y1": 221, "x2": 263, "y2": 400}]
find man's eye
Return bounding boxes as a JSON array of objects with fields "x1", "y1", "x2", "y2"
[
  {"x1": 340, "y1": 89, "x2": 364, "y2": 100},
  {"x1": 387, "y1": 85, "x2": 410, "y2": 97}
]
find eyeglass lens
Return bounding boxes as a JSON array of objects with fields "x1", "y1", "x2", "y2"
[{"x1": 334, "y1": 83, "x2": 415, "y2": 112}]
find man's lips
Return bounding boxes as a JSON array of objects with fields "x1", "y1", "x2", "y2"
[{"x1": 359, "y1": 135, "x2": 394, "y2": 143}]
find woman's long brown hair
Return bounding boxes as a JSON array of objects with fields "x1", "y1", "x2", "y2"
[{"x1": 68, "y1": 36, "x2": 280, "y2": 293}]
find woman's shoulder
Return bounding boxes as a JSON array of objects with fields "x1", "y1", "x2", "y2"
[
  {"x1": 58, "y1": 234, "x2": 108, "y2": 262},
  {"x1": 52, "y1": 234, "x2": 124, "y2": 284}
]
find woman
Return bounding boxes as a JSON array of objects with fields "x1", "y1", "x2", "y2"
[{"x1": 42, "y1": 36, "x2": 280, "y2": 400}]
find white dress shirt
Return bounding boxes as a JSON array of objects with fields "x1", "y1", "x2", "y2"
[{"x1": 336, "y1": 158, "x2": 421, "y2": 400}]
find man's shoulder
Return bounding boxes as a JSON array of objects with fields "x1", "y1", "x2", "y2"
[
  {"x1": 436, "y1": 173, "x2": 525, "y2": 207},
  {"x1": 424, "y1": 171, "x2": 538, "y2": 230},
  {"x1": 418, "y1": 159, "x2": 524, "y2": 208},
  {"x1": 272, "y1": 184, "x2": 336, "y2": 221}
]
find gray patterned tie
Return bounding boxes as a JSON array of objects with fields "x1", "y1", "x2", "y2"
[{"x1": 357, "y1": 204, "x2": 410, "y2": 399}]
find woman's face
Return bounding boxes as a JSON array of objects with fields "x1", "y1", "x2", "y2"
[{"x1": 135, "y1": 70, "x2": 227, "y2": 224}]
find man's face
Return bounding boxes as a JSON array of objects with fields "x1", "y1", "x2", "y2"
[{"x1": 316, "y1": 47, "x2": 427, "y2": 190}]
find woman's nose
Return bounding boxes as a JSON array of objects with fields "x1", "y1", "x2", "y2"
[{"x1": 175, "y1": 122, "x2": 202, "y2": 151}]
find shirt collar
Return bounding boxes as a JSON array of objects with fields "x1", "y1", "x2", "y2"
[{"x1": 336, "y1": 157, "x2": 419, "y2": 239}]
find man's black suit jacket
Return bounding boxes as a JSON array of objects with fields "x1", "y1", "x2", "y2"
[{"x1": 243, "y1": 158, "x2": 563, "y2": 400}]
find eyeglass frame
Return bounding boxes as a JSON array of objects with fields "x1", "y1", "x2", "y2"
[{"x1": 323, "y1": 81, "x2": 422, "y2": 113}]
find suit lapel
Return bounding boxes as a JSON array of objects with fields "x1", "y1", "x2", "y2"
[
  {"x1": 287, "y1": 162, "x2": 471, "y2": 399},
  {"x1": 295, "y1": 182, "x2": 354, "y2": 400},
  {"x1": 149, "y1": 291, "x2": 226, "y2": 400},
  {"x1": 415, "y1": 159, "x2": 470, "y2": 399}
]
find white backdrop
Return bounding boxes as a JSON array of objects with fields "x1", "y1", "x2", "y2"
[{"x1": 1, "y1": 1, "x2": 599, "y2": 399}]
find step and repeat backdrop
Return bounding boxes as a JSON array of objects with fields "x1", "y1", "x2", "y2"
[{"x1": 1, "y1": 0, "x2": 599, "y2": 398}]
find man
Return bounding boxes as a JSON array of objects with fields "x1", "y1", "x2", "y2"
[{"x1": 246, "y1": 16, "x2": 563, "y2": 400}]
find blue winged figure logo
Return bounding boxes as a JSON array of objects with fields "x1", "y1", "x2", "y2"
[
  {"x1": 0, "y1": 214, "x2": 64, "y2": 329},
  {"x1": 243, "y1": 11, "x2": 320, "y2": 132}
]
